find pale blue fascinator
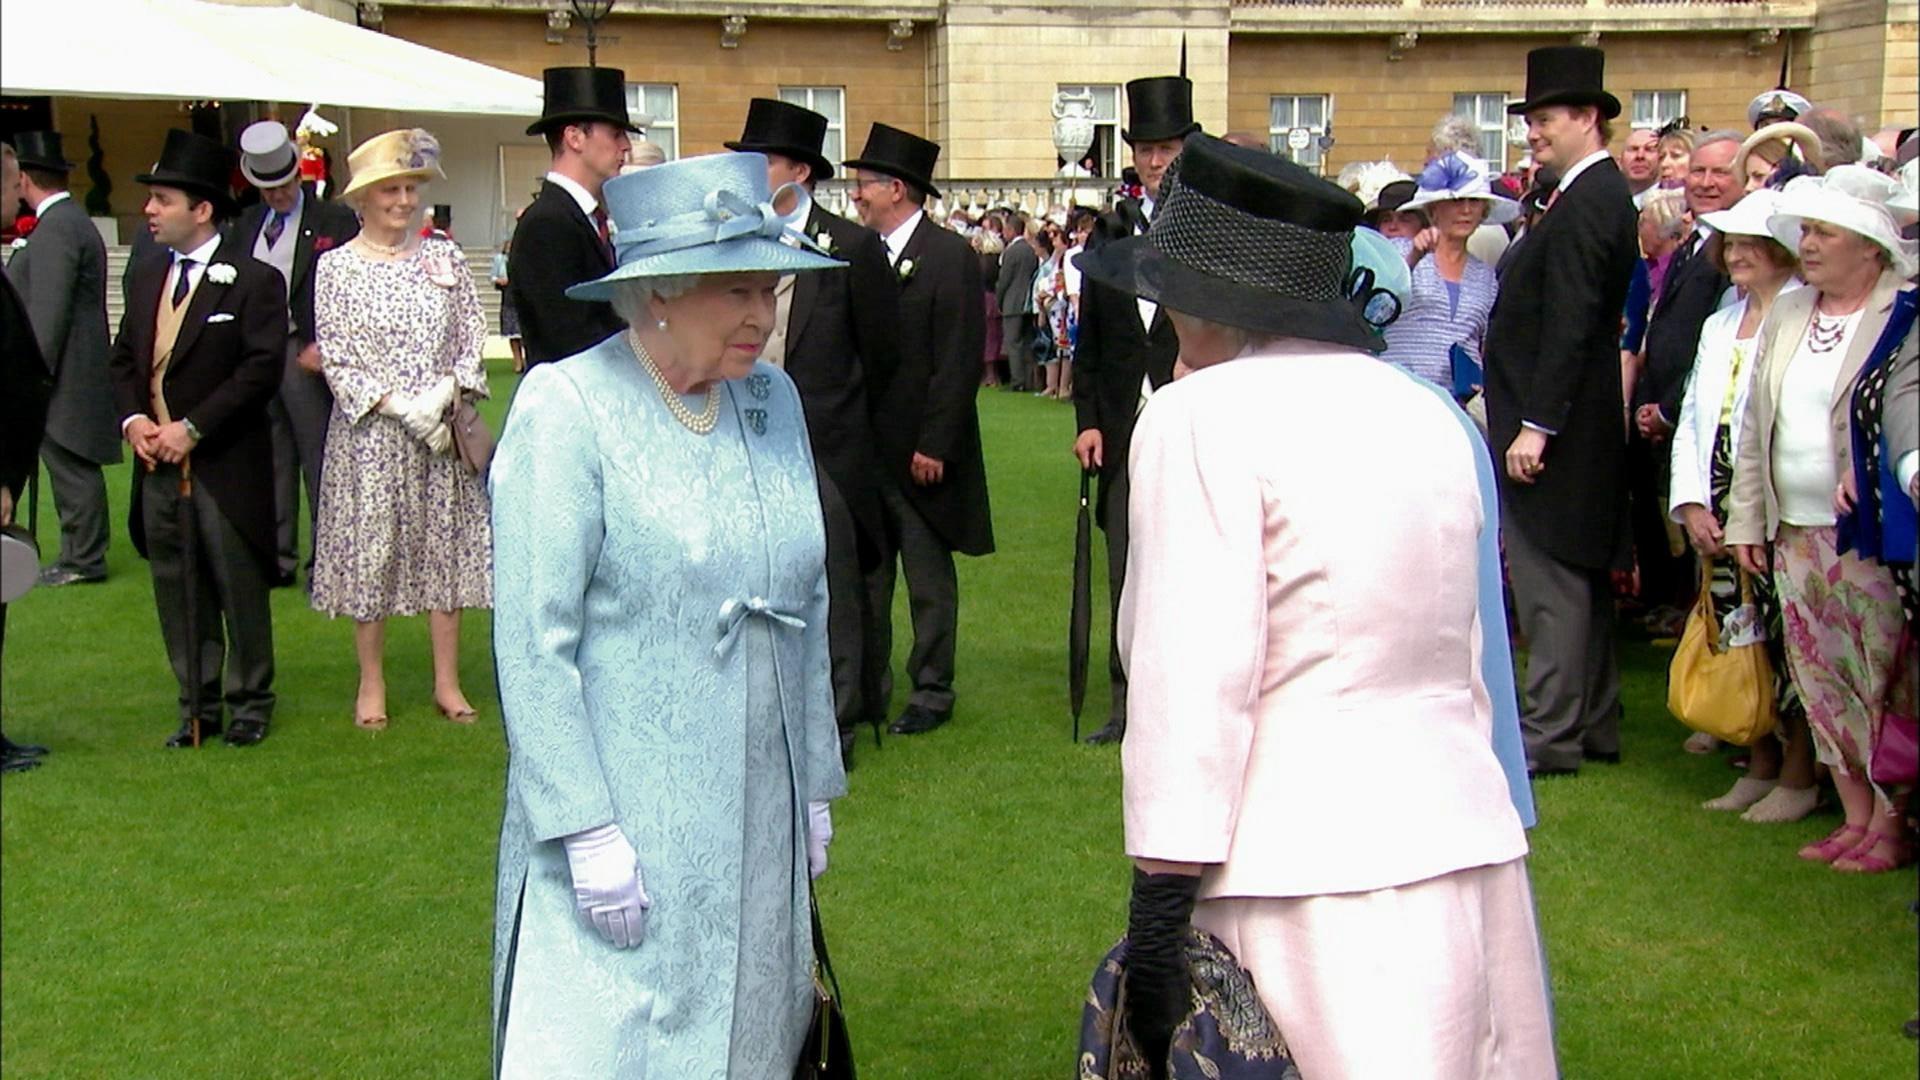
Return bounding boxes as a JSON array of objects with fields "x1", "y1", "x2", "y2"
[
  {"x1": 1349, "y1": 226, "x2": 1411, "y2": 329},
  {"x1": 566, "y1": 151, "x2": 845, "y2": 301}
]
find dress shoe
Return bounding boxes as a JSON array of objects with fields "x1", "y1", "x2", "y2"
[
  {"x1": 271, "y1": 569, "x2": 299, "y2": 589},
  {"x1": 37, "y1": 566, "x2": 106, "y2": 587},
  {"x1": 1, "y1": 736, "x2": 48, "y2": 757},
  {"x1": 224, "y1": 719, "x2": 269, "y2": 747},
  {"x1": 164, "y1": 718, "x2": 222, "y2": 748},
  {"x1": 1084, "y1": 716, "x2": 1127, "y2": 745},
  {"x1": 1527, "y1": 763, "x2": 1578, "y2": 778},
  {"x1": 2, "y1": 750, "x2": 42, "y2": 774},
  {"x1": 1586, "y1": 750, "x2": 1622, "y2": 765},
  {"x1": 888, "y1": 704, "x2": 950, "y2": 736}
]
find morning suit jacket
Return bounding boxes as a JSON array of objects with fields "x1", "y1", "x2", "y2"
[
  {"x1": 783, "y1": 204, "x2": 902, "y2": 559},
  {"x1": 232, "y1": 185, "x2": 360, "y2": 346},
  {"x1": 870, "y1": 215, "x2": 994, "y2": 556},
  {"x1": 1073, "y1": 198, "x2": 1179, "y2": 522},
  {"x1": 1483, "y1": 157, "x2": 1639, "y2": 571},
  {"x1": 995, "y1": 230, "x2": 1038, "y2": 316},
  {"x1": 1638, "y1": 231, "x2": 1730, "y2": 423},
  {"x1": 0, "y1": 271, "x2": 53, "y2": 500},
  {"x1": 108, "y1": 238, "x2": 288, "y2": 569},
  {"x1": 509, "y1": 181, "x2": 625, "y2": 366},
  {"x1": 8, "y1": 196, "x2": 120, "y2": 464}
]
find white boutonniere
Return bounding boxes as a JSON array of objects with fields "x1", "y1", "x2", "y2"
[
  {"x1": 205, "y1": 262, "x2": 237, "y2": 285},
  {"x1": 813, "y1": 229, "x2": 835, "y2": 255},
  {"x1": 8, "y1": 238, "x2": 26, "y2": 251},
  {"x1": 897, "y1": 257, "x2": 917, "y2": 283}
]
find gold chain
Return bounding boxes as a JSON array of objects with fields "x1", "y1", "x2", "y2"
[{"x1": 629, "y1": 330, "x2": 719, "y2": 435}]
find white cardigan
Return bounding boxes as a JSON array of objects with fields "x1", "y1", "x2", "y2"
[{"x1": 1668, "y1": 282, "x2": 1804, "y2": 523}]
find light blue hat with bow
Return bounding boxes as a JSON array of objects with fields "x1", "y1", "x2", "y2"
[{"x1": 566, "y1": 151, "x2": 844, "y2": 301}]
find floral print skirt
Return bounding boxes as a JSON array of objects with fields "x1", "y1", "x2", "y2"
[
  {"x1": 1772, "y1": 524, "x2": 1914, "y2": 777},
  {"x1": 310, "y1": 408, "x2": 493, "y2": 621}
]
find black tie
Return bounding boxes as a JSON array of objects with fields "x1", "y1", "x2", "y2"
[{"x1": 172, "y1": 259, "x2": 195, "y2": 308}]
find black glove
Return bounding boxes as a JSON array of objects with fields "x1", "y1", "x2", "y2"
[{"x1": 1122, "y1": 868, "x2": 1201, "y2": 1077}]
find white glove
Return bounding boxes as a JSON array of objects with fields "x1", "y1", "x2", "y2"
[
  {"x1": 400, "y1": 376, "x2": 455, "y2": 441},
  {"x1": 376, "y1": 390, "x2": 438, "y2": 443},
  {"x1": 807, "y1": 801, "x2": 833, "y2": 880},
  {"x1": 562, "y1": 823, "x2": 651, "y2": 948},
  {"x1": 423, "y1": 421, "x2": 452, "y2": 456},
  {"x1": 418, "y1": 375, "x2": 457, "y2": 419}
]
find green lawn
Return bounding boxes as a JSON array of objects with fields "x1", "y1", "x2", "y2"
[{"x1": 2, "y1": 360, "x2": 1915, "y2": 1078}]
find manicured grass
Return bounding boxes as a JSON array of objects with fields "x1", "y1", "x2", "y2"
[{"x1": 2, "y1": 360, "x2": 1914, "y2": 1077}]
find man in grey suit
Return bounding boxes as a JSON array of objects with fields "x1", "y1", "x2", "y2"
[
  {"x1": 8, "y1": 131, "x2": 120, "y2": 586},
  {"x1": 995, "y1": 211, "x2": 1038, "y2": 392}
]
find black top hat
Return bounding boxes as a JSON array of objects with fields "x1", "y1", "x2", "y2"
[
  {"x1": 13, "y1": 131, "x2": 72, "y2": 174},
  {"x1": 1075, "y1": 134, "x2": 1383, "y2": 354},
  {"x1": 842, "y1": 123, "x2": 941, "y2": 199},
  {"x1": 1124, "y1": 76, "x2": 1201, "y2": 145},
  {"x1": 526, "y1": 67, "x2": 644, "y2": 137},
  {"x1": 726, "y1": 98, "x2": 836, "y2": 182},
  {"x1": 1507, "y1": 46, "x2": 1621, "y2": 119},
  {"x1": 136, "y1": 129, "x2": 236, "y2": 209}
]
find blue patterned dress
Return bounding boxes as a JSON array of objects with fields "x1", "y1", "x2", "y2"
[{"x1": 487, "y1": 339, "x2": 847, "y2": 1079}]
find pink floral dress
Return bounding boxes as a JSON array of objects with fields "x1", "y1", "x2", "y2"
[{"x1": 310, "y1": 237, "x2": 492, "y2": 620}]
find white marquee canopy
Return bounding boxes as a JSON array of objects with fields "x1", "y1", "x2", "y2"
[{"x1": 0, "y1": 0, "x2": 542, "y2": 117}]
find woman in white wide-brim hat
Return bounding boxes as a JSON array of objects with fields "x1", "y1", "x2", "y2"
[
  {"x1": 487, "y1": 151, "x2": 849, "y2": 1078},
  {"x1": 1666, "y1": 189, "x2": 1820, "y2": 822},
  {"x1": 1378, "y1": 152, "x2": 1517, "y2": 394},
  {"x1": 1726, "y1": 165, "x2": 1919, "y2": 874}
]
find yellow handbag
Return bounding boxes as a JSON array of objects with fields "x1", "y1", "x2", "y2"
[{"x1": 1667, "y1": 562, "x2": 1777, "y2": 746}]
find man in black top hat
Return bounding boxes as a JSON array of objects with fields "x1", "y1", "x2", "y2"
[
  {"x1": 1069, "y1": 74, "x2": 1197, "y2": 744},
  {"x1": 232, "y1": 119, "x2": 359, "y2": 587},
  {"x1": 1484, "y1": 45, "x2": 1639, "y2": 776},
  {"x1": 110, "y1": 129, "x2": 288, "y2": 749},
  {"x1": 7, "y1": 130, "x2": 121, "y2": 588},
  {"x1": 728, "y1": 98, "x2": 904, "y2": 762},
  {"x1": 1, "y1": 141, "x2": 56, "y2": 772},
  {"x1": 510, "y1": 67, "x2": 641, "y2": 367},
  {"x1": 844, "y1": 123, "x2": 994, "y2": 737}
]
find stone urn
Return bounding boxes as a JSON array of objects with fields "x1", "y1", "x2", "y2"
[{"x1": 1052, "y1": 89, "x2": 1097, "y2": 177}]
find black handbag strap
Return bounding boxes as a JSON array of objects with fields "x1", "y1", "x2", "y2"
[{"x1": 808, "y1": 878, "x2": 843, "y2": 1002}]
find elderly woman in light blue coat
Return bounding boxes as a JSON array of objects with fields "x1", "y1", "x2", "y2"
[{"x1": 487, "y1": 153, "x2": 848, "y2": 1079}]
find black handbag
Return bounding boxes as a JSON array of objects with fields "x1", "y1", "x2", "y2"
[{"x1": 795, "y1": 885, "x2": 854, "y2": 1079}]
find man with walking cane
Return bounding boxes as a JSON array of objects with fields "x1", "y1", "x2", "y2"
[{"x1": 109, "y1": 130, "x2": 286, "y2": 749}]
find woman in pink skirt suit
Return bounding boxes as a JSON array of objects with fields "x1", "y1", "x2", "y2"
[{"x1": 1076, "y1": 134, "x2": 1556, "y2": 1079}]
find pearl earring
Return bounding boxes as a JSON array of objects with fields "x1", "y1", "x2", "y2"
[{"x1": 656, "y1": 319, "x2": 669, "y2": 331}]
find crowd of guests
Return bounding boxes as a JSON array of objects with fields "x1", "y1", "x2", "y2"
[{"x1": 0, "y1": 42, "x2": 1914, "y2": 1077}]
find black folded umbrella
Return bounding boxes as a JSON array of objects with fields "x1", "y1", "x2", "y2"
[{"x1": 1070, "y1": 469, "x2": 1094, "y2": 741}]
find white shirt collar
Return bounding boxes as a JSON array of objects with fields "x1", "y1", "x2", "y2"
[
  {"x1": 1556, "y1": 149, "x2": 1612, "y2": 193},
  {"x1": 172, "y1": 233, "x2": 221, "y2": 266},
  {"x1": 32, "y1": 190, "x2": 70, "y2": 216},
  {"x1": 883, "y1": 209, "x2": 925, "y2": 264},
  {"x1": 545, "y1": 171, "x2": 600, "y2": 217},
  {"x1": 1140, "y1": 194, "x2": 1156, "y2": 223}
]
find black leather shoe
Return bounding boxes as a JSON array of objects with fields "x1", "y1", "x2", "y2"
[
  {"x1": 165, "y1": 718, "x2": 222, "y2": 748},
  {"x1": 2, "y1": 751, "x2": 42, "y2": 774},
  {"x1": 1586, "y1": 751, "x2": 1622, "y2": 765},
  {"x1": 271, "y1": 569, "x2": 299, "y2": 589},
  {"x1": 1, "y1": 737, "x2": 48, "y2": 757},
  {"x1": 224, "y1": 719, "x2": 269, "y2": 747},
  {"x1": 888, "y1": 704, "x2": 950, "y2": 735},
  {"x1": 37, "y1": 566, "x2": 107, "y2": 587},
  {"x1": 1527, "y1": 762, "x2": 1578, "y2": 778},
  {"x1": 1084, "y1": 716, "x2": 1127, "y2": 745}
]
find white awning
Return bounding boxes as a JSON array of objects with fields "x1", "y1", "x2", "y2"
[{"x1": 0, "y1": 0, "x2": 542, "y2": 117}]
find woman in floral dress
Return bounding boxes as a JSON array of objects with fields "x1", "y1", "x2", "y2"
[{"x1": 311, "y1": 129, "x2": 492, "y2": 731}]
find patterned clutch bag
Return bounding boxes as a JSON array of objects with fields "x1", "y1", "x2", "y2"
[{"x1": 1078, "y1": 928, "x2": 1300, "y2": 1080}]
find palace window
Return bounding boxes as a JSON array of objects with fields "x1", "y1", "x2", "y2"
[
  {"x1": 777, "y1": 87, "x2": 846, "y2": 166},
  {"x1": 625, "y1": 83, "x2": 679, "y2": 159},
  {"x1": 1631, "y1": 90, "x2": 1689, "y2": 132},
  {"x1": 1451, "y1": 92, "x2": 1513, "y2": 170},
  {"x1": 1268, "y1": 94, "x2": 1331, "y2": 174},
  {"x1": 1058, "y1": 84, "x2": 1122, "y2": 178}
]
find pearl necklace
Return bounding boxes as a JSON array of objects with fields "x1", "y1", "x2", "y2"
[
  {"x1": 628, "y1": 331, "x2": 719, "y2": 435},
  {"x1": 355, "y1": 232, "x2": 412, "y2": 256}
]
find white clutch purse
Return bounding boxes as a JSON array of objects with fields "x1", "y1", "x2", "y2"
[{"x1": 1, "y1": 524, "x2": 40, "y2": 604}]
